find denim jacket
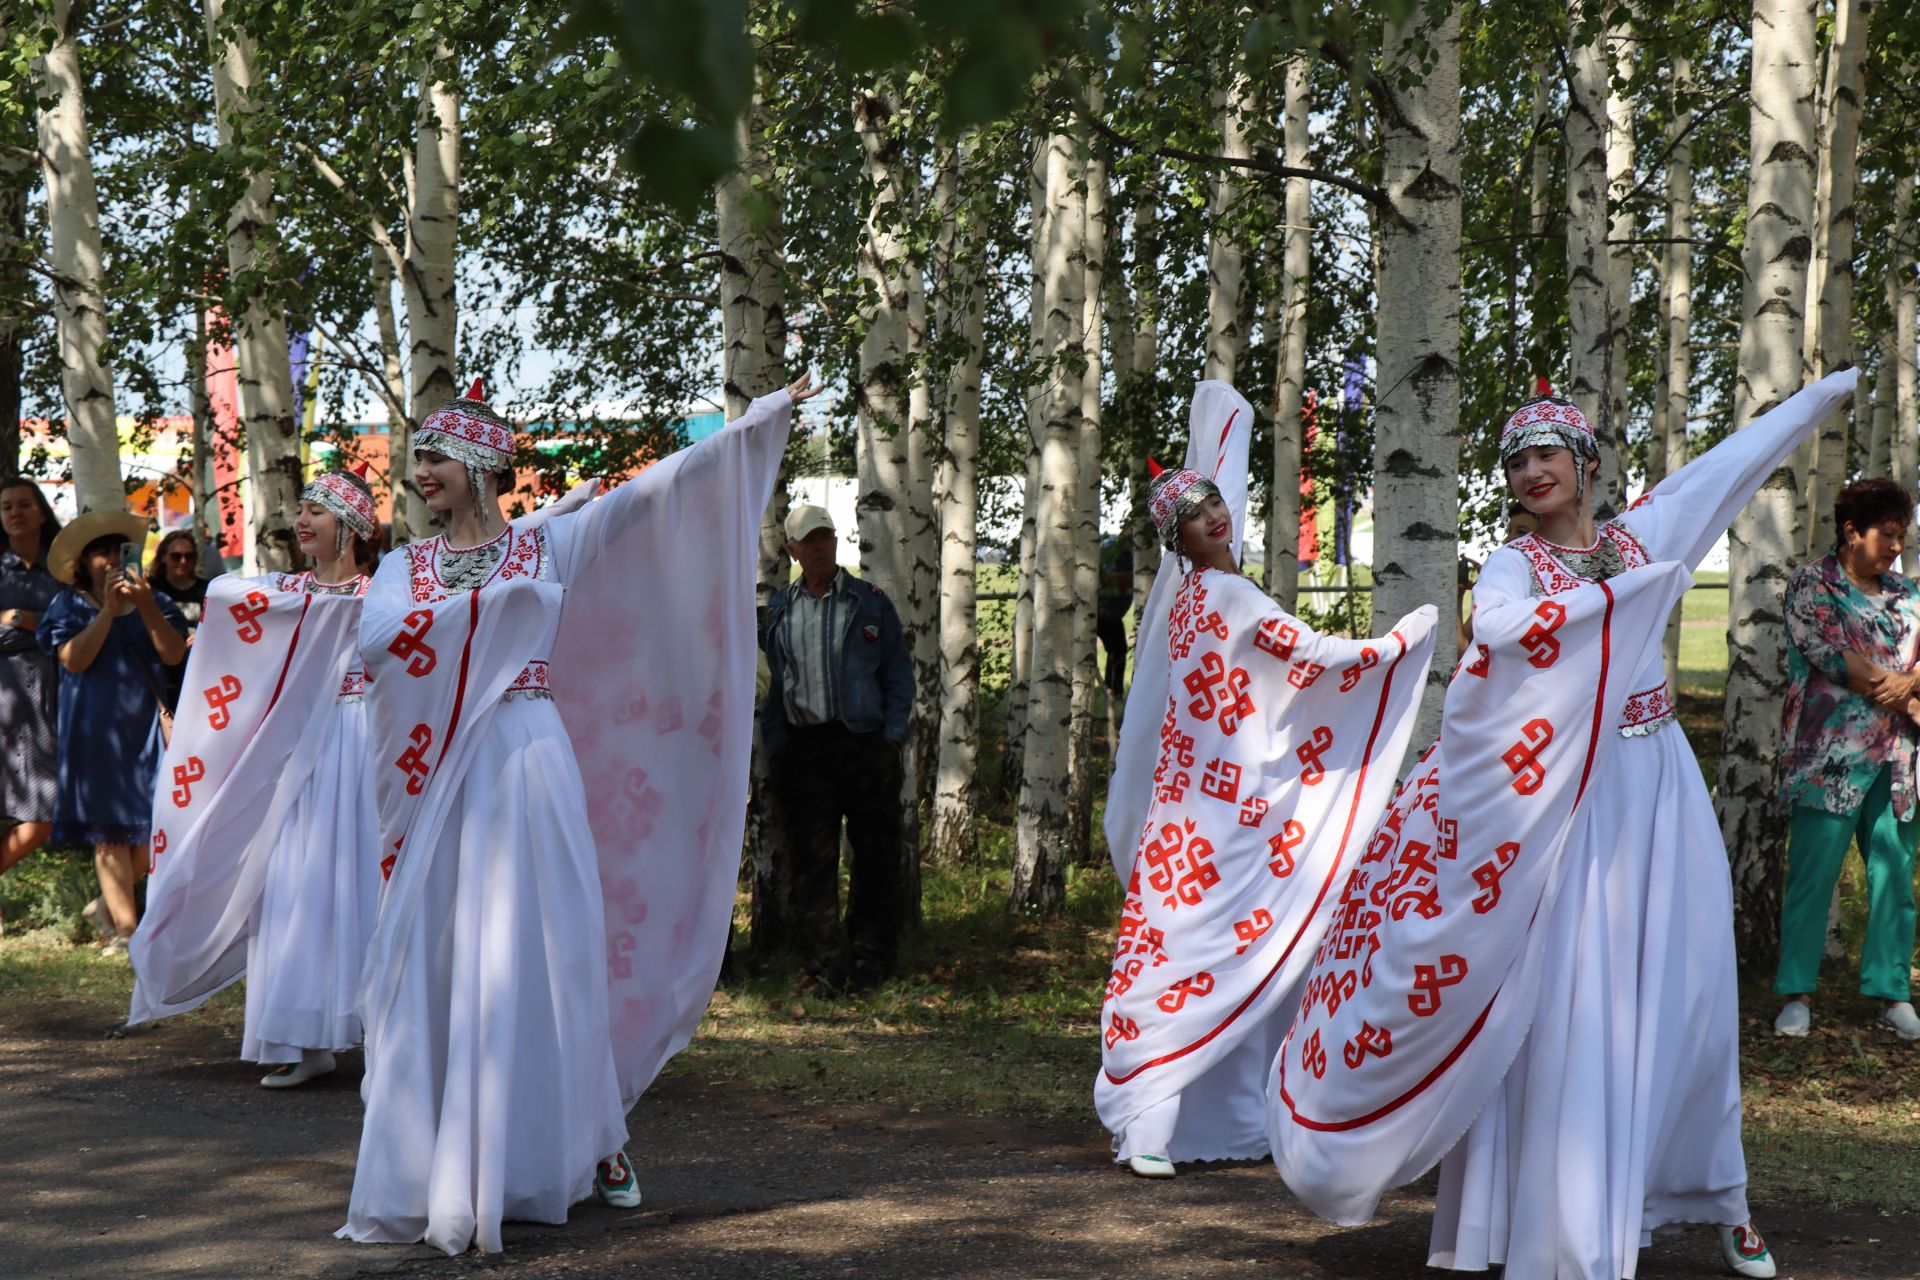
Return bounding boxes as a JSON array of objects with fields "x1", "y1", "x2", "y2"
[{"x1": 760, "y1": 572, "x2": 913, "y2": 753}]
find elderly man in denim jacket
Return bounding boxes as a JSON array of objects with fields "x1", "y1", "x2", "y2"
[{"x1": 760, "y1": 503, "x2": 913, "y2": 991}]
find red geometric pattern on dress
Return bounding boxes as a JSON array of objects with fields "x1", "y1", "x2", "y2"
[
  {"x1": 1200, "y1": 756, "x2": 1241, "y2": 804},
  {"x1": 229, "y1": 591, "x2": 270, "y2": 643},
  {"x1": 1339, "y1": 646, "x2": 1379, "y2": 692},
  {"x1": 406, "y1": 540, "x2": 442, "y2": 604},
  {"x1": 203, "y1": 674, "x2": 243, "y2": 730},
  {"x1": 1407, "y1": 953, "x2": 1468, "y2": 1017},
  {"x1": 495, "y1": 526, "x2": 548, "y2": 583},
  {"x1": 505, "y1": 660, "x2": 551, "y2": 695},
  {"x1": 1233, "y1": 908, "x2": 1274, "y2": 955},
  {"x1": 1512, "y1": 524, "x2": 1651, "y2": 597},
  {"x1": 171, "y1": 756, "x2": 205, "y2": 807},
  {"x1": 337, "y1": 667, "x2": 367, "y2": 699},
  {"x1": 1156, "y1": 971, "x2": 1216, "y2": 1013},
  {"x1": 1140, "y1": 816, "x2": 1221, "y2": 910},
  {"x1": 1619, "y1": 681, "x2": 1675, "y2": 731},
  {"x1": 1342, "y1": 1019, "x2": 1394, "y2": 1068},
  {"x1": 1502, "y1": 718, "x2": 1553, "y2": 794},
  {"x1": 1183, "y1": 651, "x2": 1254, "y2": 733}
]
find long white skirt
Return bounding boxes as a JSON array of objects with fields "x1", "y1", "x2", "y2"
[
  {"x1": 1428, "y1": 721, "x2": 1750, "y2": 1280},
  {"x1": 241, "y1": 699, "x2": 380, "y2": 1064},
  {"x1": 339, "y1": 698, "x2": 628, "y2": 1255}
]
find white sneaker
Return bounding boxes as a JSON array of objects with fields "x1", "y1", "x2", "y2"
[
  {"x1": 260, "y1": 1050, "x2": 336, "y2": 1089},
  {"x1": 1881, "y1": 1001, "x2": 1920, "y2": 1041},
  {"x1": 1126, "y1": 1154, "x2": 1176, "y2": 1178},
  {"x1": 595, "y1": 1151, "x2": 641, "y2": 1208},
  {"x1": 82, "y1": 897, "x2": 113, "y2": 941},
  {"x1": 1772, "y1": 1000, "x2": 1810, "y2": 1037},
  {"x1": 1717, "y1": 1221, "x2": 1777, "y2": 1278}
]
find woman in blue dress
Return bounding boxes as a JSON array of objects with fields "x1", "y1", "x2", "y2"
[
  {"x1": 0, "y1": 479, "x2": 63, "y2": 898},
  {"x1": 37, "y1": 509, "x2": 185, "y2": 955}
]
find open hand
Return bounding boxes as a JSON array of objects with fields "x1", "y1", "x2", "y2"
[
  {"x1": 785, "y1": 373, "x2": 825, "y2": 406},
  {"x1": 111, "y1": 568, "x2": 155, "y2": 611}
]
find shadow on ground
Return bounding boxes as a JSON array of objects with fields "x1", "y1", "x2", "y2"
[{"x1": 2, "y1": 995, "x2": 1912, "y2": 1279}]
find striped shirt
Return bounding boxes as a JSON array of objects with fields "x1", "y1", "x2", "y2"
[{"x1": 780, "y1": 570, "x2": 852, "y2": 727}]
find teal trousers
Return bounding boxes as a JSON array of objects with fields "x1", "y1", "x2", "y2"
[{"x1": 1773, "y1": 765, "x2": 1918, "y2": 1002}]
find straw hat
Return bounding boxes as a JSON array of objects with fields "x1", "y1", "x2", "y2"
[{"x1": 47, "y1": 509, "x2": 151, "y2": 586}]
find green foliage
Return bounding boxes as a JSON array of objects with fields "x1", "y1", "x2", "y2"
[{"x1": 0, "y1": 846, "x2": 100, "y2": 940}]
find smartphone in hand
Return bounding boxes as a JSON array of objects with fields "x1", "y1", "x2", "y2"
[{"x1": 118, "y1": 540, "x2": 143, "y2": 583}]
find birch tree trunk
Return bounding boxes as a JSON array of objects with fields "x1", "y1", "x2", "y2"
[
  {"x1": 1719, "y1": 0, "x2": 1818, "y2": 955},
  {"x1": 1370, "y1": 5, "x2": 1462, "y2": 746},
  {"x1": 852, "y1": 81, "x2": 930, "y2": 912},
  {"x1": 719, "y1": 74, "x2": 792, "y2": 952},
  {"x1": 1267, "y1": 55, "x2": 1311, "y2": 614},
  {"x1": 1871, "y1": 335, "x2": 1895, "y2": 479},
  {"x1": 205, "y1": 0, "x2": 299, "y2": 573},
  {"x1": 1892, "y1": 164, "x2": 1918, "y2": 575},
  {"x1": 0, "y1": 113, "x2": 26, "y2": 478},
  {"x1": 1067, "y1": 122, "x2": 1107, "y2": 867},
  {"x1": 402, "y1": 38, "x2": 459, "y2": 541},
  {"x1": 33, "y1": 0, "x2": 121, "y2": 513},
  {"x1": 1012, "y1": 121, "x2": 1086, "y2": 912},
  {"x1": 1565, "y1": 1, "x2": 1615, "y2": 509},
  {"x1": 1004, "y1": 135, "x2": 1049, "y2": 797},
  {"x1": 1805, "y1": 0, "x2": 1873, "y2": 555},
  {"x1": 1128, "y1": 169, "x2": 1160, "y2": 628},
  {"x1": 1204, "y1": 58, "x2": 1252, "y2": 384},
  {"x1": 1653, "y1": 57, "x2": 1694, "y2": 687},
  {"x1": 1602, "y1": 14, "x2": 1636, "y2": 513},
  {"x1": 929, "y1": 136, "x2": 985, "y2": 867}
]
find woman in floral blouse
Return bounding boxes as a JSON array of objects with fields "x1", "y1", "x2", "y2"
[{"x1": 1774, "y1": 477, "x2": 1920, "y2": 1041}]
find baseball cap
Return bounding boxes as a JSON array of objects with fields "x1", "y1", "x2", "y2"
[{"x1": 784, "y1": 503, "x2": 835, "y2": 542}]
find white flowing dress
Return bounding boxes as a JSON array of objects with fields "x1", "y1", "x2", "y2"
[
  {"x1": 130, "y1": 572, "x2": 374, "y2": 1062},
  {"x1": 341, "y1": 395, "x2": 788, "y2": 1255},
  {"x1": 1269, "y1": 369, "x2": 1859, "y2": 1280}
]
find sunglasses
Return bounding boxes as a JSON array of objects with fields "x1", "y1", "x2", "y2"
[{"x1": 166, "y1": 552, "x2": 196, "y2": 562}]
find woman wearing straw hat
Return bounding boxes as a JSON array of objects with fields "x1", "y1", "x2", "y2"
[{"x1": 35, "y1": 508, "x2": 186, "y2": 955}]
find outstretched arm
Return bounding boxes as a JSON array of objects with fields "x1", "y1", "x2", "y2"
[
  {"x1": 1618, "y1": 369, "x2": 1858, "y2": 567},
  {"x1": 543, "y1": 376, "x2": 814, "y2": 580}
]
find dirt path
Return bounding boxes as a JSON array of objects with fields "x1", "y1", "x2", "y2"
[{"x1": 3, "y1": 996, "x2": 1911, "y2": 1279}]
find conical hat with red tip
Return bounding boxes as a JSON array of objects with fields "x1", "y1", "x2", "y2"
[
  {"x1": 414, "y1": 376, "x2": 516, "y2": 469},
  {"x1": 1499, "y1": 376, "x2": 1597, "y2": 464},
  {"x1": 300, "y1": 460, "x2": 379, "y2": 538}
]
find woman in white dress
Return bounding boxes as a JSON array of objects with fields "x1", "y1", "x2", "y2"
[
  {"x1": 342, "y1": 375, "x2": 807, "y2": 1255},
  {"x1": 1272, "y1": 369, "x2": 1859, "y2": 1280},
  {"x1": 131, "y1": 467, "x2": 384, "y2": 1085},
  {"x1": 1096, "y1": 382, "x2": 1436, "y2": 1178}
]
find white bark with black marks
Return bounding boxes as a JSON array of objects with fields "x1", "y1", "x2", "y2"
[
  {"x1": 403, "y1": 38, "x2": 459, "y2": 541},
  {"x1": 1565, "y1": 1, "x2": 1616, "y2": 511},
  {"x1": 1719, "y1": 0, "x2": 1818, "y2": 954},
  {"x1": 1268, "y1": 55, "x2": 1311, "y2": 614},
  {"x1": 1013, "y1": 123, "x2": 1086, "y2": 912},
  {"x1": 1370, "y1": 4, "x2": 1462, "y2": 747},
  {"x1": 33, "y1": 0, "x2": 121, "y2": 513},
  {"x1": 1652, "y1": 56, "x2": 1694, "y2": 687}
]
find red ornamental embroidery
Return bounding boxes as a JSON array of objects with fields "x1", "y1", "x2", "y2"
[
  {"x1": 1503, "y1": 718, "x2": 1553, "y2": 794},
  {"x1": 1408, "y1": 953, "x2": 1469, "y2": 1017},
  {"x1": 381, "y1": 838, "x2": 400, "y2": 881},
  {"x1": 1436, "y1": 816, "x2": 1459, "y2": 861},
  {"x1": 1155, "y1": 769, "x2": 1192, "y2": 805},
  {"x1": 1233, "y1": 908, "x2": 1274, "y2": 955},
  {"x1": 1141, "y1": 817, "x2": 1222, "y2": 910},
  {"x1": 1465, "y1": 643, "x2": 1491, "y2": 678},
  {"x1": 1302, "y1": 1029, "x2": 1328, "y2": 1079},
  {"x1": 203, "y1": 674, "x2": 243, "y2": 729},
  {"x1": 1296, "y1": 725, "x2": 1334, "y2": 785},
  {"x1": 1201, "y1": 757, "x2": 1242, "y2": 804},
  {"x1": 1238, "y1": 795, "x2": 1269, "y2": 828},
  {"x1": 1268, "y1": 819, "x2": 1305, "y2": 878},
  {"x1": 1106, "y1": 955, "x2": 1145, "y2": 1001},
  {"x1": 1195, "y1": 609, "x2": 1228, "y2": 643},
  {"x1": 1254, "y1": 617, "x2": 1299, "y2": 661},
  {"x1": 1472, "y1": 841, "x2": 1520, "y2": 914},
  {"x1": 1105, "y1": 1011, "x2": 1141, "y2": 1050},
  {"x1": 396, "y1": 723, "x2": 433, "y2": 795},
  {"x1": 1520, "y1": 599, "x2": 1568, "y2": 669},
  {"x1": 388, "y1": 609, "x2": 439, "y2": 677},
  {"x1": 1183, "y1": 651, "x2": 1255, "y2": 734},
  {"x1": 170, "y1": 757, "x2": 205, "y2": 807},
  {"x1": 1156, "y1": 971, "x2": 1216, "y2": 1013},
  {"x1": 1373, "y1": 839, "x2": 1443, "y2": 921},
  {"x1": 1288, "y1": 660, "x2": 1326, "y2": 689},
  {"x1": 1339, "y1": 646, "x2": 1379, "y2": 692},
  {"x1": 152, "y1": 829, "x2": 167, "y2": 857},
  {"x1": 1343, "y1": 1020, "x2": 1394, "y2": 1068},
  {"x1": 229, "y1": 591, "x2": 270, "y2": 643}
]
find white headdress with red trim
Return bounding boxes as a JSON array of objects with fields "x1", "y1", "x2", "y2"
[
  {"x1": 414, "y1": 377, "x2": 516, "y2": 511},
  {"x1": 1145, "y1": 457, "x2": 1223, "y2": 553},
  {"x1": 301, "y1": 461, "x2": 377, "y2": 558},
  {"x1": 1500, "y1": 378, "x2": 1600, "y2": 504}
]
